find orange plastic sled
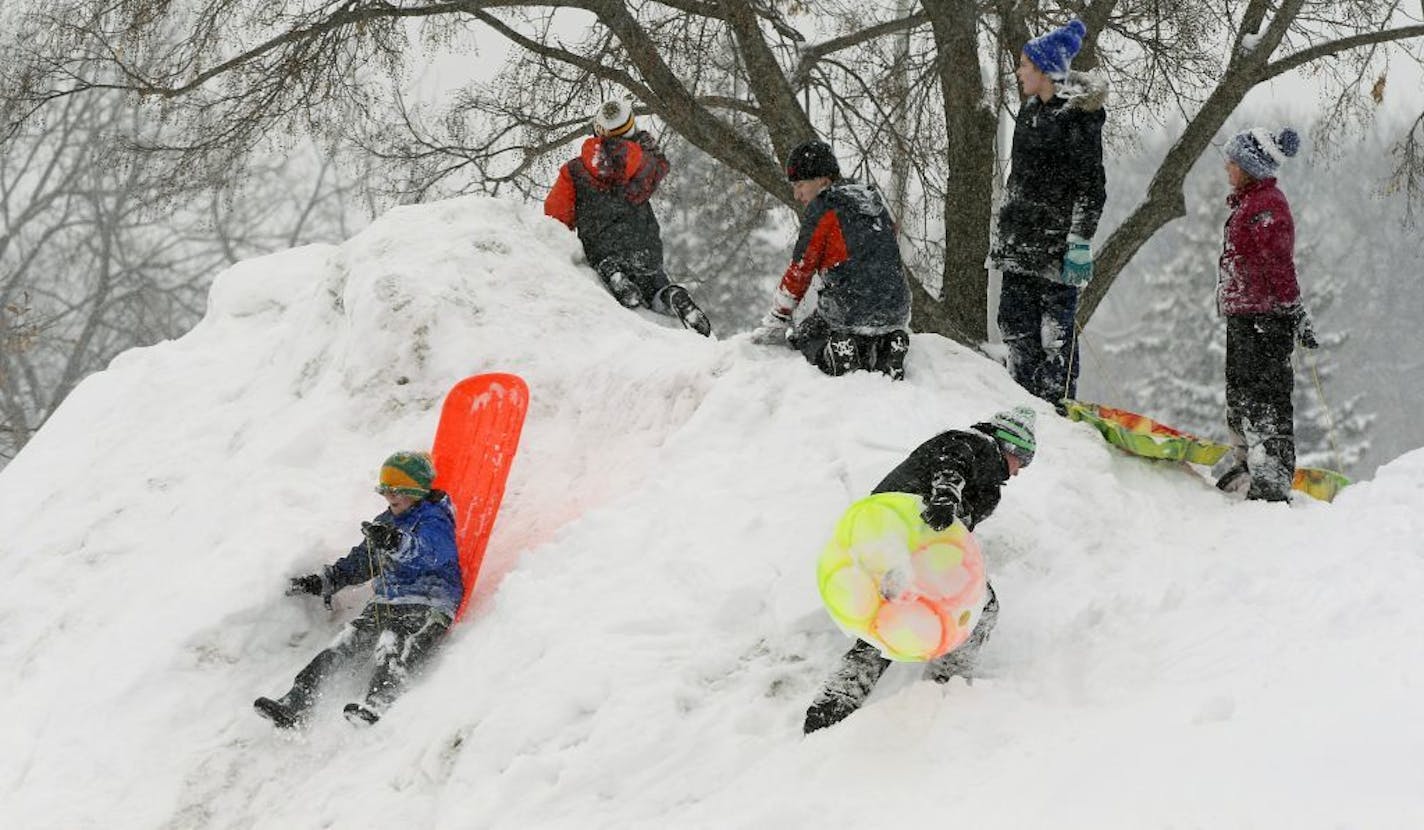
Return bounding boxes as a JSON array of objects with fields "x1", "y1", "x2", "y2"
[{"x1": 431, "y1": 373, "x2": 529, "y2": 621}]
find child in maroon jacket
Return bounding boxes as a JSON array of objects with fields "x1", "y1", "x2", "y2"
[{"x1": 1215, "y1": 126, "x2": 1318, "y2": 502}]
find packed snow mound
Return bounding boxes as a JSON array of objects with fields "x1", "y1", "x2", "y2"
[{"x1": 2, "y1": 195, "x2": 1422, "y2": 829}]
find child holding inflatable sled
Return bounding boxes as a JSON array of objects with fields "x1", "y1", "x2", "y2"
[
  {"x1": 254, "y1": 451, "x2": 462, "y2": 728},
  {"x1": 804, "y1": 407, "x2": 1037, "y2": 733}
]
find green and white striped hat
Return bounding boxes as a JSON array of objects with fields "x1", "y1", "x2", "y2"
[{"x1": 990, "y1": 406, "x2": 1036, "y2": 465}]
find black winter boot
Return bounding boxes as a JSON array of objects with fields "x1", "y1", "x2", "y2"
[
  {"x1": 1216, "y1": 461, "x2": 1251, "y2": 494},
  {"x1": 254, "y1": 691, "x2": 309, "y2": 729},
  {"x1": 1245, "y1": 436, "x2": 1295, "y2": 502},
  {"x1": 342, "y1": 702, "x2": 381, "y2": 726},
  {"x1": 820, "y1": 332, "x2": 864, "y2": 376},
  {"x1": 803, "y1": 690, "x2": 862, "y2": 734},
  {"x1": 664, "y1": 285, "x2": 712, "y2": 337},
  {"x1": 875, "y1": 330, "x2": 910, "y2": 381},
  {"x1": 254, "y1": 647, "x2": 344, "y2": 729},
  {"x1": 605, "y1": 269, "x2": 643, "y2": 309},
  {"x1": 803, "y1": 640, "x2": 891, "y2": 733}
]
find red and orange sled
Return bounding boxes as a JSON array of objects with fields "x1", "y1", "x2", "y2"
[{"x1": 431, "y1": 373, "x2": 529, "y2": 621}]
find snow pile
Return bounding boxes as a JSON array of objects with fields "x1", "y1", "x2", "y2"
[{"x1": 2, "y1": 196, "x2": 1422, "y2": 829}]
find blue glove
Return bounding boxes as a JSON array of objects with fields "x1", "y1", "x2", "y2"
[{"x1": 1062, "y1": 233, "x2": 1092, "y2": 287}]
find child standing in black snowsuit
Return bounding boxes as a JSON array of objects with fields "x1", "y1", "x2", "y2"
[
  {"x1": 1213, "y1": 126, "x2": 1317, "y2": 501},
  {"x1": 754, "y1": 139, "x2": 912, "y2": 379},
  {"x1": 990, "y1": 20, "x2": 1107, "y2": 406},
  {"x1": 544, "y1": 99, "x2": 712, "y2": 336},
  {"x1": 254, "y1": 451, "x2": 463, "y2": 728},
  {"x1": 803, "y1": 406, "x2": 1037, "y2": 734}
]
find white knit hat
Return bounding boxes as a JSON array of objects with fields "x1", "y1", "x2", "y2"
[{"x1": 592, "y1": 99, "x2": 636, "y2": 138}]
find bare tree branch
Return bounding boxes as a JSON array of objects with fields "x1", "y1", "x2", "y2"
[
  {"x1": 790, "y1": 12, "x2": 930, "y2": 88},
  {"x1": 1261, "y1": 24, "x2": 1424, "y2": 80}
]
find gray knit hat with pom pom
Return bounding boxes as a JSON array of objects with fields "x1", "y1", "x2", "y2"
[{"x1": 1225, "y1": 126, "x2": 1300, "y2": 180}]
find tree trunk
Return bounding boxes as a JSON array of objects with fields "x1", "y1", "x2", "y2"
[
  {"x1": 718, "y1": 0, "x2": 816, "y2": 162},
  {"x1": 921, "y1": 0, "x2": 998, "y2": 345}
]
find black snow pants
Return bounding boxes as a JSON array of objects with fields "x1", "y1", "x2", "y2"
[
  {"x1": 1224, "y1": 313, "x2": 1296, "y2": 502},
  {"x1": 284, "y1": 602, "x2": 451, "y2": 714},
  {"x1": 793, "y1": 311, "x2": 910, "y2": 381},
  {"x1": 998, "y1": 270, "x2": 1080, "y2": 404},
  {"x1": 803, "y1": 584, "x2": 999, "y2": 733}
]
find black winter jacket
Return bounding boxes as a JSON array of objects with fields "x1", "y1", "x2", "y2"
[
  {"x1": 990, "y1": 71, "x2": 1108, "y2": 283},
  {"x1": 872, "y1": 425, "x2": 1009, "y2": 531}
]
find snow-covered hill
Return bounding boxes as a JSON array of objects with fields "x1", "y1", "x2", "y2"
[{"x1": 2, "y1": 196, "x2": 1422, "y2": 829}]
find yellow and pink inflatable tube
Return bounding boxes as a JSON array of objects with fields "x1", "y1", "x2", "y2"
[{"x1": 817, "y1": 493, "x2": 988, "y2": 662}]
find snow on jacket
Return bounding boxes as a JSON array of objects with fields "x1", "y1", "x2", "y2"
[
  {"x1": 990, "y1": 70, "x2": 1108, "y2": 283},
  {"x1": 1216, "y1": 176, "x2": 1300, "y2": 316},
  {"x1": 544, "y1": 133, "x2": 670, "y2": 273},
  {"x1": 872, "y1": 425, "x2": 1009, "y2": 531},
  {"x1": 771, "y1": 179, "x2": 910, "y2": 335},
  {"x1": 326, "y1": 491, "x2": 463, "y2": 615}
]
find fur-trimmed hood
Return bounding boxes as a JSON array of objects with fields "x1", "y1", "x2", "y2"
[{"x1": 1057, "y1": 68, "x2": 1109, "y2": 113}]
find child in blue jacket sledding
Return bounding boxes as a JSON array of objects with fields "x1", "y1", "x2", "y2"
[{"x1": 254, "y1": 451, "x2": 463, "y2": 728}]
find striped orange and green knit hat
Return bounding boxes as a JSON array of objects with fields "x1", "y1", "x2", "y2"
[{"x1": 376, "y1": 451, "x2": 435, "y2": 497}]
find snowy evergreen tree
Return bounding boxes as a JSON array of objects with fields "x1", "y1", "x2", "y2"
[
  {"x1": 655, "y1": 140, "x2": 788, "y2": 334},
  {"x1": 1100, "y1": 183, "x2": 1226, "y2": 441},
  {"x1": 1289, "y1": 182, "x2": 1376, "y2": 474}
]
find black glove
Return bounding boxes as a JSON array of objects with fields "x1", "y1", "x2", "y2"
[
  {"x1": 286, "y1": 574, "x2": 323, "y2": 596},
  {"x1": 920, "y1": 500, "x2": 961, "y2": 532},
  {"x1": 921, "y1": 467, "x2": 966, "y2": 530},
  {"x1": 1291, "y1": 305, "x2": 1319, "y2": 349},
  {"x1": 361, "y1": 521, "x2": 402, "y2": 553},
  {"x1": 634, "y1": 129, "x2": 661, "y2": 155}
]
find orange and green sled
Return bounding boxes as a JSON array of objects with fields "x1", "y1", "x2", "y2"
[
  {"x1": 1063, "y1": 400, "x2": 1232, "y2": 465},
  {"x1": 1063, "y1": 400, "x2": 1349, "y2": 502}
]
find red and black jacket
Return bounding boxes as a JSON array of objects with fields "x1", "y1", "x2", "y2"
[
  {"x1": 772, "y1": 179, "x2": 910, "y2": 334},
  {"x1": 1217, "y1": 176, "x2": 1300, "y2": 316},
  {"x1": 544, "y1": 134, "x2": 670, "y2": 272}
]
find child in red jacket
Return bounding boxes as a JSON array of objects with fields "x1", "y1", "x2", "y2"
[
  {"x1": 544, "y1": 99, "x2": 712, "y2": 336},
  {"x1": 1215, "y1": 126, "x2": 1319, "y2": 502}
]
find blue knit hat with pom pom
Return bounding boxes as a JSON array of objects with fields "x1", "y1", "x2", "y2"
[
  {"x1": 1023, "y1": 20, "x2": 1087, "y2": 79},
  {"x1": 1225, "y1": 127, "x2": 1301, "y2": 180}
]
